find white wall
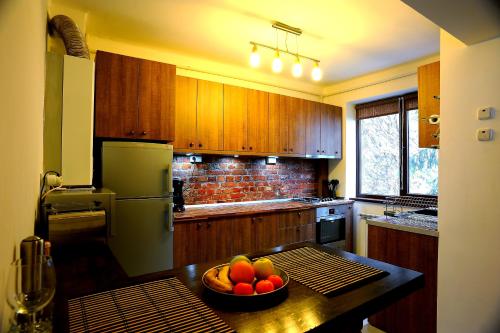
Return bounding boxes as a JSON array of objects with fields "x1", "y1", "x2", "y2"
[
  {"x1": 0, "y1": 0, "x2": 47, "y2": 327},
  {"x1": 321, "y1": 54, "x2": 439, "y2": 255},
  {"x1": 437, "y1": 31, "x2": 500, "y2": 333}
]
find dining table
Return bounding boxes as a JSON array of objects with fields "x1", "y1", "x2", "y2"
[{"x1": 52, "y1": 241, "x2": 423, "y2": 333}]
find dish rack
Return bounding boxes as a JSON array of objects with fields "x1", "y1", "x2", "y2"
[{"x1": 384, "y1": 196, "x2": 438, "y2": 216}]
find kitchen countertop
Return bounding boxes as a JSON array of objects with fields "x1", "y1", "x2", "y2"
[
  {"x1": 365, "y1": 213, "x2": 439, "y2": 237},
  {"x1": 174, "y1": 199, "x2": 354, "y2": 222},
  {"x1": 52, "y1": 242, "x2": 423, "y2": 333}
]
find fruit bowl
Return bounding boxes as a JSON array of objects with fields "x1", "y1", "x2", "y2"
[{"x1": 201, "y1": 263, "x2": 289, "y2": 310}]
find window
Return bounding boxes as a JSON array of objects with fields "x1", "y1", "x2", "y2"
[{"x1": 356, "y1": 93, "x2": 438, "y2": 198}]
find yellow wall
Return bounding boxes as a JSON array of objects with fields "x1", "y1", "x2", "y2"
[
  {"x1": 0, "y1": 0, "x2": 47, "y2": 327},
  {"x1": 437, "y1": 31, "x2": 500, "y2": 333}
]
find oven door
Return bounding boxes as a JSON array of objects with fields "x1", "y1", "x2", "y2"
[{"x1": 316, "y1": 215, "x2": 346, "y2": 244}]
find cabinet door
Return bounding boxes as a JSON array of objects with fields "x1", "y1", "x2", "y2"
[
  {"x1": 137, "y1": 59, "x2": 176, "y2": 141},
  {"x1": 247, "y1": 89, "x2": 269, "y2": 153},
  {"x1": 418, "y1": 61, "x2": 440, "y2": 148},
  {"x1": 252, "y1": 214, "x2": 280, "y2": 252},
  {"x1": 231, "y1": 216, "x2": 253, "y2": 255},
  {"x1": 213, "y1": 218, "x2": 234, "y2": 260},
  {"x1": 278, "y1": 95, "x2": 290, "y2": 154},
  {"x1": 298, "y1": 209, "x2": 316, "y2": 242},
  {"x1": 320, "y1": 104, "x2": 336, "y2": 155},
  {"x1": 95, "y1": 51, "x2": 139, "y2": 138},
  {"x1": 173, "y1": 221, "x2": 205, "y2": 267},
  {"x1": 278, "y1": 210, "x2": 303, "y2": 244},
  {"x1": 223, "y1": 85, "x2": 248, "y2": 151},
  {"x1": 268, "y1": 93, "x2": 281, "y2": 153},
  {"x1": 197, "y1": 80, "x2": 223, "y2": 150},
  {"x1": 287, "y1": 97, "x2": 306, "y2": 155},
  {"x1": 332, "y1": 106, "x2": 342, "y2": 158},
  {"x1": 174, "y1": 76, "x2": 198, "y2": 149},
  {"x1": 305, "y1": 101, "x2": 322, "y2": 155}
]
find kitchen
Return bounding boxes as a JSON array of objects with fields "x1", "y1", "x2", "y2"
[{"x1": 1, "y1": 0, "x2": 499, "y2": 332}]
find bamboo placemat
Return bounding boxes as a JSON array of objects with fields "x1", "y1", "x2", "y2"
[
  {"x1": 67, "y1": 277, "x2": 234, "y2": 333},
  {"x1": 262, "y1": 247, "x2": 388, "y2": 296}
]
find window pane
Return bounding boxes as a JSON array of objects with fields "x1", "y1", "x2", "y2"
[
  {"x1": 408, "y1": 109, "x2": 439, "y2": 195},
  {"x1": 359, "y1": 114, "x2": 400, "y2": 196}
]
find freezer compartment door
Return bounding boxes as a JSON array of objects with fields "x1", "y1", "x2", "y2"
[
  {"x1": 102, "y1": 141, "x2": 173, "y2": 199},
  {"x1": 109, "y1": 198, "x2": 173, "y2": 277}
]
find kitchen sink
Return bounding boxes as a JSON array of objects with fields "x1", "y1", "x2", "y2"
[{"x1": 412, "y1": 208, "x2": 438, "y2": 217}]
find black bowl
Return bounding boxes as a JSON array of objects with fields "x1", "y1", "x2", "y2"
[{"x1": 201, "y1": 264, "x2": 289, "y2": 310}]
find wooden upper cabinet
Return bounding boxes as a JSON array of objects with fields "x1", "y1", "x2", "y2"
[
  {"x1": 137, "y1": 58, "x2": 176, "y2": 141},
  {"x1": 174, "y1": 76, "x2": 197, "y2": 149},
  {"x1": 95, "y1": 51, "x2": 140, "y2": 138},
  {"x1": 305, "y1": 101, "x2": 322, "y2": 155},
  {"x1": 320, "y1": 104, "x2": 337, "y2": 156},
  {"x1": 197, "y1": 80, "x2": 223, "y2": 150},
  {"x1": 223, "y1": 85, "x2": 248, "y2": 151},
  {"x1": 332, "y1": 106, "x2": 342, "y2": 158},
  {"x1": 247, "y1": 89, "x2": 269, "y2": 153},
  {"x1": 418, "y1": 61, "x2": 440, "y2": 148},
  {"x1": 268, "y1": 93, "x2": 281, "y2": 153},
  {"x1": 288, "y1": 97, "x2": 306, "y2": 155},
  {"x1": 94, "y1": 51, "x2": 176, "y2": 141}
]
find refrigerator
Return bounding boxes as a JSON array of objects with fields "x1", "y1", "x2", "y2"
[{"x1": 102, "y1": 141, "x2": 174, "y2": 277}]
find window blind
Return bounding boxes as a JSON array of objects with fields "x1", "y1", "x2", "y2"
[{"x1": 355, "y1": 92, "x2": 418, "y2": 120}]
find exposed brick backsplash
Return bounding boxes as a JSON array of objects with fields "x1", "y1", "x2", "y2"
[{"x1": 173, "y1": 156, "x2": 320, "y2": 204}]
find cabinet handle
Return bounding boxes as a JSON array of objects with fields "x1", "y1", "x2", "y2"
[
  {"x1": 196, "y1": 223, "x2": 202, "y2": 229},
  {"x1": 242, "y1": 146, "x2": 245, "y2": 150},
  {"x1": 141, "y1": 131, "x2": 147, "y2": 136},
  {"x1": 297, "y1": 212, "x2": 302, "y2": 217},
  {"x1": 290, "y1": 148, "x2": 293, "y2": 152},
  {"x1": 207, "y1": 222, "x2": 212, "y2": 228},
  {"x1": 251, "y1": 217, "x2": 256, "y2": 223},
  {"x1": 189, "y1": 142, "x2": 194, "y2": 147},
  {"x1": 128, "y1": 130, "x2": 135, "y2": 136},
  {"x1": 317, "y1": 149, "x2": 320, "y2": 153},
  {"x1": 249, "y1": 146, "x2": 253, "y2": 150},
  {"x1": 322, "y1": 150, "x2": 325, "y2": 153},
  {"x1": 433, "y1": 95, "x2": 440, "y2": 100},
  {"x1": 198, "y1": 143, "x2": 203, "y2": 148},
  {"x1": 335, "y1": 151, "x2": 338, "y2": 155}
]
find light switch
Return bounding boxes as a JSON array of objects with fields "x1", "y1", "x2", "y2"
[
  {"x1": 476, "y1": 128, "x2": 493, "y2": 141},
  {"x1": 477, "y1": 107, "x2": 493, "y2": 120}
]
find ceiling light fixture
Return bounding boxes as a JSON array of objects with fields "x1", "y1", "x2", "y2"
[
  {"x1": 272, "y1": 49, "x2": 283, "y2": 73},
  {"x1": 249, "y1": 21, "x2": 321, "y2": 81},
  {"x1": 311, "y1": 61, "x2": 322, "y2": 81},
  {"x1": 249, "y1": 43, "x2": 260, "y2": 68}
]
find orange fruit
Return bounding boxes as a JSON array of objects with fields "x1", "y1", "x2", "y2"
[
  {"x1": 233, "y1": 282, "x2": 254, "y2": 295},
  {"x1": 229, "y1": 261, "x2": 255, "y2": 283},
  {"x1": 267, "y1": 275, "x2": 284, "y2": 289},
  {"x1": 255, "y1": 280, "x2": 275, "y2": 294}
]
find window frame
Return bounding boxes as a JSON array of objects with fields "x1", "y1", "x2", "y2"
[{"x1": 356, "y1": 93, "x2": 437, "y2": 199}]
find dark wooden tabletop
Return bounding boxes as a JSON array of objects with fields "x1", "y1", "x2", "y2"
[{"x1": 52, "y1": 242, "x2": 423, "y2": 333}]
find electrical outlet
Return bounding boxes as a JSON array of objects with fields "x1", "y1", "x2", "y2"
[
  {"x1": 190, "y1": 155, "x2": 202, "y2": 163},
  {"x1": 476, "y1": 128, "x2": 493, "y2": 141},
  {"x1": 477, "y1": 107, "x2": 493, "y2": 120}
]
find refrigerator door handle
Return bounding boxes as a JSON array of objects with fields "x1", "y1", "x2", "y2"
[
  {"x1": 167, "y1": 202, "x2": 174, "y2": 232},
  {"x1": 166, "y1": 163, "x2": 173, "y2": 195}
]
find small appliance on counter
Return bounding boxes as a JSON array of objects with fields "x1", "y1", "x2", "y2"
[
  {"x1": 173, "y1": 177, "x2": 185, "y2": 212},
  {"x1": 41, "y1": 188, "x2": 115, "y2": 244}
]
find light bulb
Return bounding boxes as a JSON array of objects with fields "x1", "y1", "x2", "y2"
[
  {"x1": 311, "y1": 62, "x2": 322, "y2": 81},
  {"x1": 249, "y1": 44, "x2": 260, "y2": 68},
  {"x1": 292, "y1": 56, "x2": 302, "y2": 77},
  {"x1": 272, "y1": 50, "x2": 283, "y2": 73}
]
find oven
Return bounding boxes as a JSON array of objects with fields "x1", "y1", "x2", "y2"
[{"x1": 316, "y1": 206, "x2": 346, "y2": 249}]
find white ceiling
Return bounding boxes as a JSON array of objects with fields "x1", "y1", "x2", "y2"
[{"x1": 54, "y1": 0, "x2": 440, "y2": 84}]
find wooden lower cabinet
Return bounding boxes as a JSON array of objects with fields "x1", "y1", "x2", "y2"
[
  {"x1": 368, "y1": 225, "x2": 438, "y2": 333},
  {"x1": 173, "y1": 208, "x2": 316, "y2": 267}
]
